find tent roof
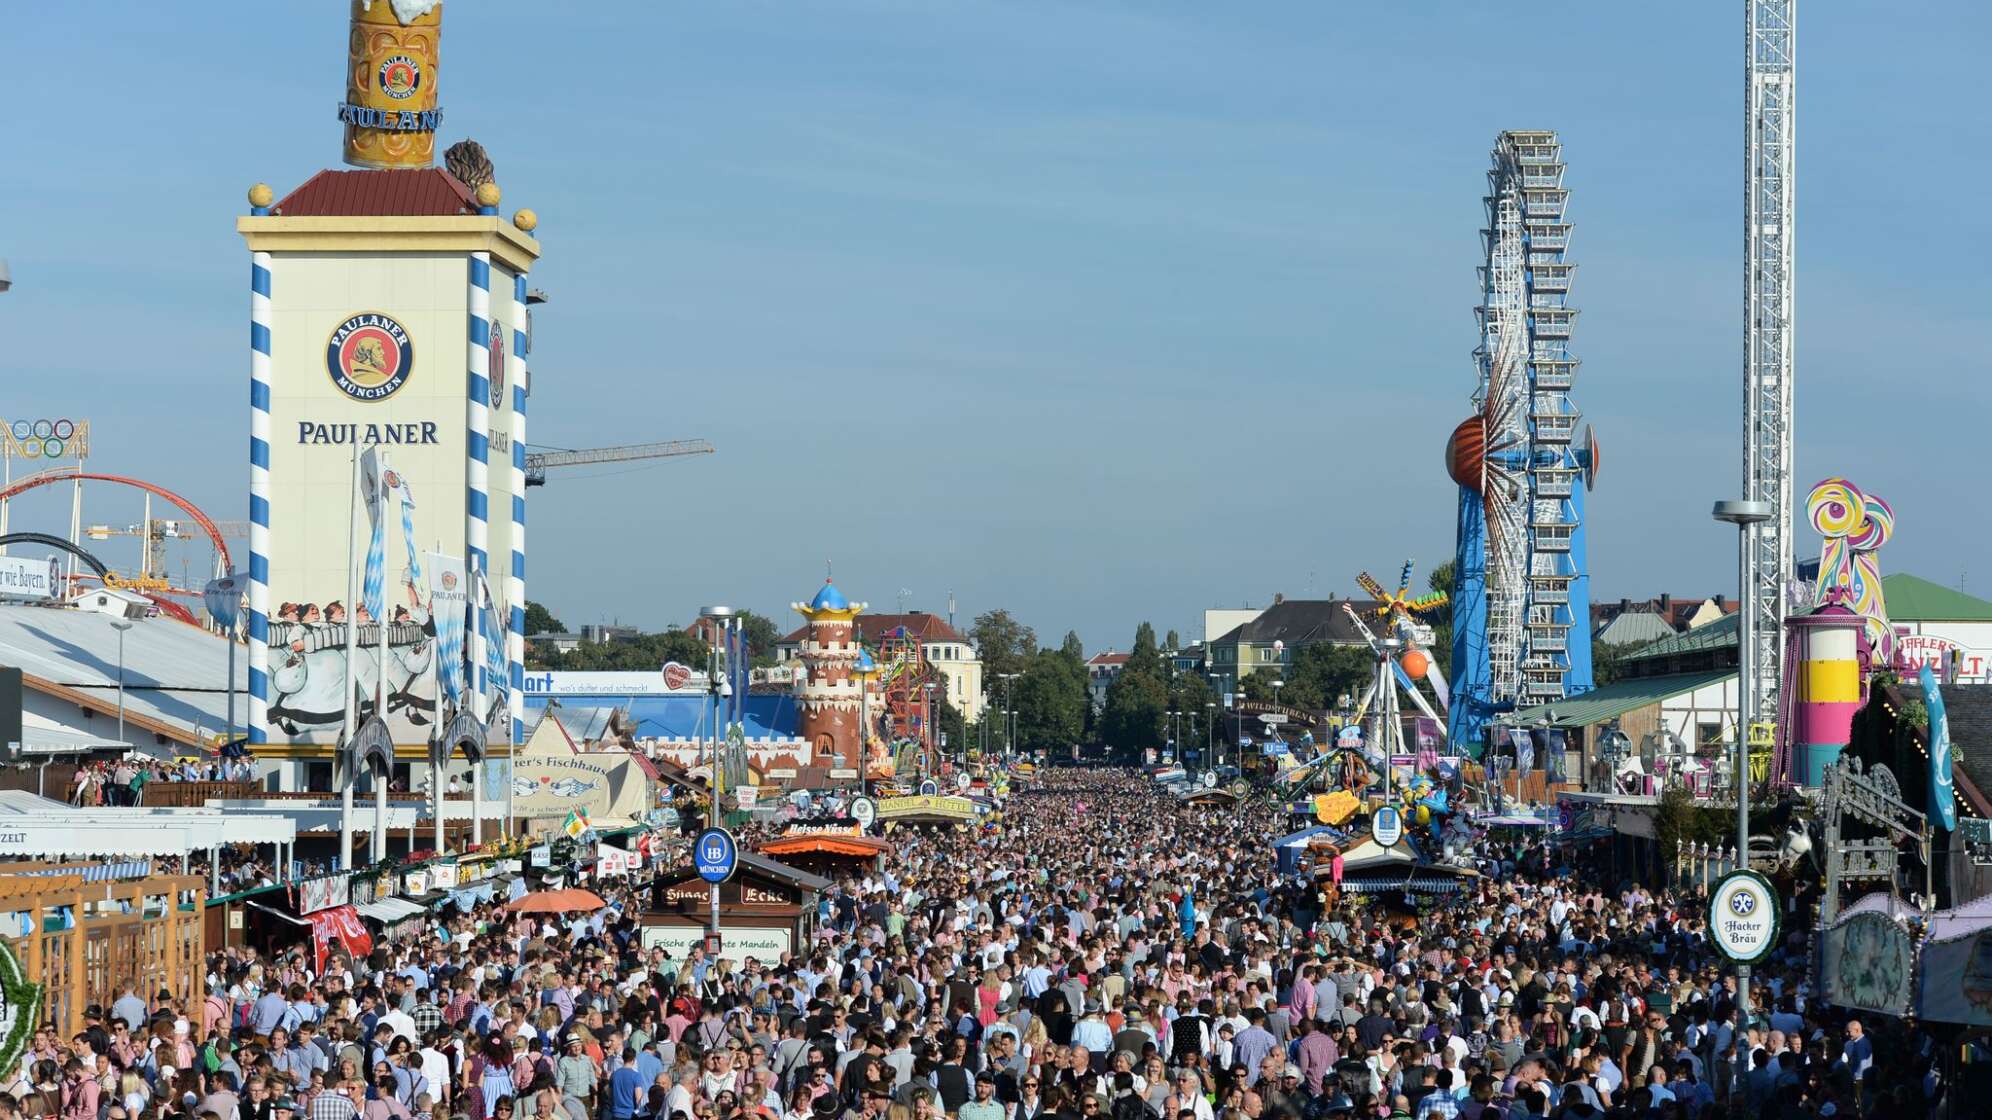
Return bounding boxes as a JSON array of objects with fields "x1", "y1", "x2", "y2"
[
  {"x1": 1510, "y1": 670, "x2": 1732, "y2": 728},
  {"x1": 1882, "y1": 573, "x2": 1992, "y2": 621},
  {"x1": 0, "y1": 606, "x2": 246, "y2": 746}
]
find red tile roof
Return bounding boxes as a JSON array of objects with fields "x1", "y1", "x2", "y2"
[
  {"x1": 1087, "y1": 652, "x2": 1131, "y2": 667},
  {"x1": 780, "y1": 611, "x2": 968, "y2": 646},
  {"x1": 273, "y1": 167, "x2": 478, "y2": 217}
]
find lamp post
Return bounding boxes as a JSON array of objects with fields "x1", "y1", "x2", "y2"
[
  {"x1": 997, "y1": 672, "x2": 1019, "y2": 757},
  {"x1": 1205, "y1": 700, "x2": 1217, "y2": 774},
  {"x1": 110, "y1": 620, "x2": 133, "y2": 744},
  {"x1": 921, "y1": 680, "x2": 937, "y2": 777},
  {"x1": 699, "y1": 605, "x2": 733, "y2": 827},
  {"x1": 1712, "y1": 497, "x2": 1772, "y2": 1023}
]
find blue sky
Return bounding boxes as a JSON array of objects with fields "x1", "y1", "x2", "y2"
[{"x1": 4, "y1": 1, "x2": 1990, "y2": 654}]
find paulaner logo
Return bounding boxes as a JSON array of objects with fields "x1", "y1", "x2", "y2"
[{"x1": 326, "y1": 312, "x2": 415, "y2": 401}]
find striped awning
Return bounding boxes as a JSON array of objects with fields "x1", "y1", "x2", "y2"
[
  {"x1": 1341, "y1": 876, "x2": 1467, "y2": 894},
  {"x1": 13, "y1": 859, "x2": 153, "y2": 883}
]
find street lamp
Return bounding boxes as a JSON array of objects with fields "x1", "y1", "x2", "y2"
[
  {"x1": 997, "y1": 672, "x2": 1020, "y2": 757},
  {"x1": 110, "y1": 620, "x2": 133, "y2": 744},
  {"x1": 1205, "y1": 700, "x2": 1217, "y2": 773},
  {"x1": 1271, "y1": 678, "x2": 1284, "y2": 707},
  {"x1": 922, "y1": 680, "x2": 937, "y2": 777},
  {"x1": 1712, "y1": 497, "x2": 1772, "y2": 1023},
  {"x1": 698, "y1": 605, "x2": 733, "y2": 821}
]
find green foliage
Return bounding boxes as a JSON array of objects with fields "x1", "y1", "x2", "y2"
[
  {"x1": 1100, "y1": 667, "x2": 1168, "y2": 761},
  {"x1": 1653, "y1": 783, "x2": 1725, "y2": 857},
  {"x1": 536, "y1": 628, "x2": 710, "y2": 672},
  {"x1": 523, "y1": 601, "x2": 565, "y2": 636},
  {"x1": 1165, "y1": 629, "x2": 1181, "y2": 652},
  {"x1": 1593, "y1": 642, "x2": 1638, "y2": 686},
  {"x1": 735, "y1": 609, "x2": 783, "y2": 669},
  {"x1": 1127, "y1": 622, "x2": 1164, "y2": 680},
  {"x1": 1013, "y1": 648, "x2": 1089, "y2": 752},
  {"x1": 971, "y1": 609, "x2": 1038, "y2": 685},
  {"x1": 1285, "y1": 642, "x2": 1376, "y2": 712},
  {"x1": 1061, "y1": 630, "x2": 1085, "y2": 662},
  {"x1": 1898, "y1": 698, "x2": 1930, "y2": 730}
]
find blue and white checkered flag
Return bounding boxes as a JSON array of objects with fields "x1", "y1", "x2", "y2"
[
  {"x1": 394, "y1": 472, "x2": 422, "y2": 592},
  {"x1": 474, "y1": 565, "x2": 508, "y2": 707},
  {"x1": 361, "y1": 501, "x2": 386, "y2": 622},
  {"x1": 427, "y1": 553, "x2": 467, "y2": 705}
]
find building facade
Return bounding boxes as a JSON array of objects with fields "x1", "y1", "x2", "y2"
[
  {"x1": 779, "y1": 609, "x2": 985, "y2": 722},
  {"x1": 1205, "y1": 597, "x2": 1383, "y2": 690}
]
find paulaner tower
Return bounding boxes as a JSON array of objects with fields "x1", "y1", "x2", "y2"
[{"x1": 238, "y1": 0, "x2": 542, "y2": 783}]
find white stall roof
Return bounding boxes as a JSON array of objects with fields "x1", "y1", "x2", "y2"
[
  {"x1": 356, "y1": 897, "x2": 428, "y2": 924},
  {"x1": 0, "y1": 789, "x2": 294, "y2": 858}
]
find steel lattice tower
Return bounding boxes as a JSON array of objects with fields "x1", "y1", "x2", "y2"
[{"x1": 1744, "y1": 1, "x2": 1795, "y2": 748}]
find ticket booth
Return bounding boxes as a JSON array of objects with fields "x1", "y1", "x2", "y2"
[{"x1": 642, "y1": 851, "x2": 827, "y2": 966}]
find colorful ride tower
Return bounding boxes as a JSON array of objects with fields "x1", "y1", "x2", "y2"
[{"x1": 791, "y1": 579, "x2": 867, "y2": 779}]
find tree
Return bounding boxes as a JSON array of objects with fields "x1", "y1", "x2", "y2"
[
  {"x1": 735, "y1": 609, "x2": 784, "y2": 669},
  {"x1": 1061, "y1": 631, "x2": 1085, "y2": 662},
  {"x1": 1013, "y1": 649, "x2": 1088, "y2": 753},
  {"x1": 1100, "y1": 668, "x2": 1168, "y2": 762},
  {"x1": 1282, "y1": 642, "x2": 1376, "y2": 713},
  {"x1": 550, "y1": 629, "x2": 709, "y2": 672},
  {"x1": 1166, "y1": 672, "x2": 1215, "y2": 755},
  {"x1": 1165, "y1": 629, "x2": 1181, "y2": 653},
  {"x1": 971, "y1": 609, "x2": 1038, "y2": 686},
  {"x1": 1593, "y1": 642, "x2": 1638, "y2": 685},
  {"x1": 930, "y1": 689, "x2": 966, "y2": 762},
  {"x1": 1126, "y1": 622, "x2": 1164, "y2": 680},
  {"x1": 523, "y1": 601, "x2": 565, "y2": 636}
]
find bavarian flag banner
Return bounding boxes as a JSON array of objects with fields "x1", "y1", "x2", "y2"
[{"x1": 563, "y1": 809, "x2": 592, "y2": 839}]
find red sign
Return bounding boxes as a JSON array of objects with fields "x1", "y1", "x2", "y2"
[{"x1": 308, "y1": 905, "x2": 374, "y2": 972}]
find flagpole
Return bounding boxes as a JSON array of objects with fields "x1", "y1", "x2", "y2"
[
  {"x1": 373, "y1": 453, "x2": 390, "y2": 865},
  {"x1": 340, "y1": 450, "x2": 360, "y2": 872},
  {"x1": 470, "y1": 554, "x2": 486, "y2": 847}
]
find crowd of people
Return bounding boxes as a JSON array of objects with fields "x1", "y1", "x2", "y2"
[
  {"x1": 66, "y1": 756, "x2": 258, "y2": 807},
  {"x1": 13, "y1": 767, "x2": 1966, "y2": 1120}
]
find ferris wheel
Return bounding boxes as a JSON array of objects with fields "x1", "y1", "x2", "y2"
[{"x1": 1445, "y1": 131, "x2": 1599, "y2": 751}]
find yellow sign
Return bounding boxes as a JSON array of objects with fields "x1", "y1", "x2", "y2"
[
  {"x1": 875, "y1": 795, "x2": 977, "y2": 822},
  {"x1": 103, "y1": 572, "x2": 171, "y2": 593},
  {"x1": 1313, "y1": 790, "x2": 1361, "y2": 826},
  {"x1": 1747, "y1": 721, "x2": 1778, "y2": 748}
]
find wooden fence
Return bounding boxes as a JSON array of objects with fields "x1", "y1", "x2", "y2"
[{"x1": 0, "y1": 863, "x2": 206, "y2": 1036}]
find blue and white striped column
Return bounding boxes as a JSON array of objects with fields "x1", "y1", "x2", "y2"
[
  {"x1": 507, "y1": 272, "x2": 529, "y2": 728},
  {"x1": 248, "y1": 249, "x2": 273, "y2": 743},
  {"x1": 466, "y1": 251, "x2": 491, "y2": 697}
]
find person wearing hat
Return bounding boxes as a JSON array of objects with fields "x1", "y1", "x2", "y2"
[{"x1": 554, "y1": 1035, "x2": 596, "y2": 1120}]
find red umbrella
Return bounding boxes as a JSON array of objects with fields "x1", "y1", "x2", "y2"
[{"x1": 504, "y1": 887, "x2": 608, "y2": 913}]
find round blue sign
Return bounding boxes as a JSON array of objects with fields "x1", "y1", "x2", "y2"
[
  {"x1": 1372, "y1": 805, "x2": 1404, "y2": 848},
  {"x1": 694, "y1": 827, "x2": 738, "y2": 884}
]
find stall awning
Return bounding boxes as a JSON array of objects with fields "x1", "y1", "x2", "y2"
[
  {"x1": 759, "y1": 835, "x2": 893, "y2": 859},
  {"x1": 1275, "y1": 826, "x2": 1334, "y2": 849},
  {"x1": 355, "y1": 897, "x2": 428, "y2": 924},
  {"x1": 1342, "y1": 876, "x2": 1469, "y2": 894}
]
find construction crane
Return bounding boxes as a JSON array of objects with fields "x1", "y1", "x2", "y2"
[
  {"x1": 86, "y1": 518, "x2": 248, "y2": 579},
  {"x1": 522, "y1": 439, "x2": 715, "y2": 487}
]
